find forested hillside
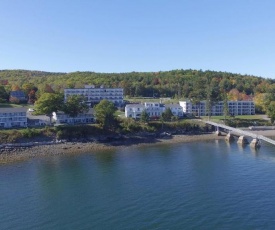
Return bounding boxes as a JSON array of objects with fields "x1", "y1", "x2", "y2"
[
  {"x1": 2, "y1": 69, "x2": 275, "y2": 117},
  {"x1": 0, "y1": 69, "x2": 274, "y2": 99}
]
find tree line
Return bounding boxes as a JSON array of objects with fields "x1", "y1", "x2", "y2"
[{"x1": 1, "y1": 69, "x2": 275, "y2": 120}]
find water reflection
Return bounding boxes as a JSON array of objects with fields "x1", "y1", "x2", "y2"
[
  {"x1": 94, "y1": 150, "x2": 116, "y2": 164},
  {"x1": 2, "y1": 140, "x2": 275, "y2": 230},
  {"x1": 250, "y1": 146, "x2": 260, "y2": 157}
]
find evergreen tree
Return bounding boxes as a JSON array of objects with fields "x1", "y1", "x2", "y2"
[
  {"x1": 140, "y1": 110, "x2": 149, "y2": 123},
  {"x1": 161, "y1": 108, "x2": 173, "y2": 121}
]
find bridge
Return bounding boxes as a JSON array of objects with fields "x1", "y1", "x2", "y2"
[{"x1": 204, "y1": 121, "x2": 275, "y2": 146}]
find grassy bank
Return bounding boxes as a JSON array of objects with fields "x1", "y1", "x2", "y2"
[
  {"x1": 0, "y1": 115, "x2": 271, "y2": 144},
  {"x1": 201, "y1": 115, "x2": 270, "y2": 127}
]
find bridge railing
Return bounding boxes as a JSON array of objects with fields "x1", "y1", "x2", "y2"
[{"x1": 205, "y1": 121, "x2": 275, "y2": 145}]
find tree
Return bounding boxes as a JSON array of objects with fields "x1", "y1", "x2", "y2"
[
  {"x1": 223, "y1": 93, "x2": 229, "y2": 122},
  {"x1": 161, "y1": 108, "x2": 173, "y2": 121},
  {"x1": 94, "y1": 100, "x2": 117, "y2": 129},
  {"x1": 189, "y1": 77, "x2": 207, "y2": 117},
  {"x1": 254, "y1": 93, "x2": 266, "y2": 113},
  {"x1": 63, "y1": 95, "x2": 89, "y2": 119},
  {"x1": 11, "y1": 85, "x2": 20, "y2": 91},
  {"x1": 263, "y1": 84, "x2": 275, "y2": 113},
  {"x1": 0, "y1": 86, "x2": 8, "y2": 102},
  {"x1": 267, "y1": 101, "x2": 275, "y2": 123},
  {"x1": 28, "y1": 90, "x2": 37, "y2": 104},
  {"x1": 44, "y1": 84, "x2": 55, "y2": 93},
  {"x1": 206, "y1": 77, "x2": 220, "y2": 120},
  {"x1": 22, "y1": 83, "x2": 35, "y2": 95},
  {"x1": 34, "y1": 93, "x2": 64, "y2": 124},
  {"x1": 140, "y1": 110, "x2": 149, "y2": 123}
]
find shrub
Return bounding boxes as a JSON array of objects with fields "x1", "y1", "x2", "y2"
[
  {"x1": 21, "y1": 128, "x2": 40, "y2": 138},
  {"x1": 7, "y1": 130, "x2": 22, "y2": 143}
]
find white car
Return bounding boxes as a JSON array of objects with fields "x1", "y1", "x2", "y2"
[{"x1": 28, "y1": 108, "x2": 35, "y2": 112}]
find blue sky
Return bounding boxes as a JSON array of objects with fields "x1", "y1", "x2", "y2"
[{"x1": 0, "y1": 0, "x2": 274, "y2": 78}]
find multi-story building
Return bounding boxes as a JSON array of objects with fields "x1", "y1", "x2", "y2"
[
  {"x1": 165, "y1": 104, "x2": 184, "y2": 117},
  {"x1": 144, "y1": 102, "x2": 165, "y2": 118},
  {"x1": 64, "y1": 85, "x2": 124, "y2": 107},
  {"x1": 125, "y1": 102, "x2": 183, "y2": 119},
  {"x1": 125, "y1": 104, "x2": 145, "y2": 119},
  {"x1": 52, "y1": 108, "x2": 94, "y2": 125},
  {"x1": 179, "y1": 100, "x2": 255, "y2": 116},
  {"x1": 0, "y1": 108, "x2": 27, "y2": 128}
]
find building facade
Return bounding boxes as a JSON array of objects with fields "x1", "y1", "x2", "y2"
[
  {"x1": 64, "y1": 85, "x2": 124, "y2": 107},
  {"x1": 165, "y1": 104, "x2": 184, "y2": 117},
  {"x1": 179, "y1": 100, "x2": 255, "y2": 116},
  {"x1": 53, "y1": 109, "x2": 94, "y2": 125},
  {"x1": 9, "y1": 91, "x2": 27, "y2": 103},
  {"x1": 0, "y1": 108, "x2": 27, "y2": 128},
  {"x1": 144, "y1": 102, "x2": 165, "y2": 118},
  {"x1": 125, "y1": 104, "x2": 145, "y2": 119},
  {"x1": 125, "y1": 102, "x2": 183, "y2": 119}
]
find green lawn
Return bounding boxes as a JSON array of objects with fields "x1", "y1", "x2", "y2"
[
  {"x1": 0, "y1": 103, "x2": 25, "y2": 108},
  {"x1": 0, "y1": 103, "x2": 34, "y2": 108},
  {"x1": 115, "y1": 110, "x2": 125, "y2": 118},
  {"x1": 201, "y1": 114, "x2": 270, "y2": 127},
  {"x1": 202, "y1": 115, "x2": 264, "y2": 121}
]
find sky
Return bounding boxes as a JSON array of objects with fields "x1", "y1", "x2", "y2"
[{"x1": 0, "y1": 0, "x2": 275, "y2": 78}]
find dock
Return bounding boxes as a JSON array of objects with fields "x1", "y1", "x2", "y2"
[{"x1": 204, "y1": 121, "x2": 275, "y2": 147}]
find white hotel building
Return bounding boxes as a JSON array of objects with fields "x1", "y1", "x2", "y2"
[
  {"x1": 125, "y1": 102, "x2": 183, "y2": 119},
  {"x1": 179, "y1": 100, "x2": 255, "y2": 116},
  {"x1": 64, "y1": 85, "x2": 124, "y2": 107},
  {"x1": 0, "y1": 108, "x2": 28, "y2": 128},
  {"x1": 53, "y1": 108, "x2": 94, "y2": 125}
]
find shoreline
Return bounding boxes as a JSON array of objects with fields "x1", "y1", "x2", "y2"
[
  {"x1": 1, "y1": 129, "x2": 274, "y2": 164},
  {"x1": 0, "y1": 133, "x2": 224, "y2": 164}
]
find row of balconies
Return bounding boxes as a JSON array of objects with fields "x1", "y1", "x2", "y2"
[
  {"x1": 57, "y1": 115, "x2": 93, "y2": 119},
  {"x1": 0, "y1": 118, "x2": 27, "y2": 121},
  {"x1": 0, "y1": 113, "x2": 26, "y2": 116},
  {"x1": 65, "y1": 90, "x2": 123, "y2": 94},
  {"x1": 83, "y1": 93, "x2": 123, "y2": 96},
  {"x1": 87, "y1": 97, "x2": 123, "y2": 99},
  {"x1": 0, "y1": 121, "x2": 27, "y2": 126}
]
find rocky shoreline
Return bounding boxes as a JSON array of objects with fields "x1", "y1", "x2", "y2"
[
  {"x1": 1, "y1": 128, "x2": 274, "y2": 164},
  {"x1": 0, "y1": 132, "x2": 224, "y2": 164}
]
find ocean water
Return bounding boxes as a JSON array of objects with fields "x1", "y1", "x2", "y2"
[{"x1": 1, "y1": 140, "x2": 275, "y2": 229}]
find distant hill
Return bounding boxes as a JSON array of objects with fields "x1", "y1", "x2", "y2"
[{"x1": 0, "y1": 69, "x2": 274, "y2": 99}]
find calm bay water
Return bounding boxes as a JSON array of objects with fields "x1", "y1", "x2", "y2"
[{"x1": 1, "y1": 140, "x2": 275, "y2": 229}]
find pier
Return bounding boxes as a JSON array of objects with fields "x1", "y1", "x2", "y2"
[{"x1": 205, "y1": 121, "x2": 275, "y2": 147}]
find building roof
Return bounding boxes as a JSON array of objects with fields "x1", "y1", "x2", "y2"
[
  {"x1": 10, "y1": 91, "x2": 26, "y2": 98},
  {"x1": 54, "y1": 108, "x2": 94, "y2": 115},
  {"x1": 166, "y1": 104, "x2": 182, "y2": 108},
  {"x1": 0, "y1": 107, "x2": 28, "y2": 113},
  {"x1": 64, "y1": 87, "x2": 123, "y2": 90},
  {"x1": 125, "y1": 104, "x2": 145, "y2": 108}
]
